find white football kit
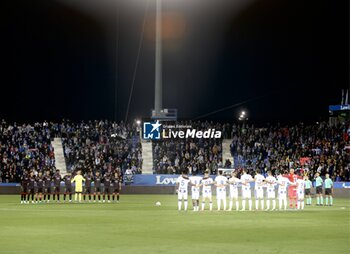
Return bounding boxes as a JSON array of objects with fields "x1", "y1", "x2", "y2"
[
  {"x1": 296, "y1": 179, "x2": 305, "y2": 210},
  {"x1": 254, "y1": 174, "x2": 265, "y2": 210},
  {"x1": 254, "y1": 174, "x2": 265, "y2": 199},
  {"x1": 277, "y1": 176, "x2": 290, "y2": 210},
  {"x1": 229, "y1": 177, "x2": 240, "y2": 200},
  {"x1": 265, "y1": 175, "x2": 277, "y2": 210},
  {"x1": 277, "y1": 176, "x2": 289, "y2": 198},
  {"x1": 215, "y1": 175, "x2": 228, "y2": 211},
  {"x1": 215, "y1": 175, "x2": 228, "y2": 200},
  {"x1": 240, "y1": 173, "x2": 253, "y2": 199},
  {"x1": 296, "y1": 179, "x2": 305, "y2": 200},
  {"x1": 201, "y1": 177, "x2": 213, "y2": 211},
  {"x1": 202, "y1": 177, "x2": 213, "y2": 198},
  {"x1": 177, "y1": 175, "x2": 190, "y2": 200},
  {"x1": 189, "y1": 176, "x2": 202, "y2": 200},
  {"x1": 240, "y1": 173, "x2": 253, "y2": 211},
  {"x1": 228, "y1": 177, "x2": 240, "y2": 211},
  {"x1": 265, "y1": 175, "x2": 277, "y2": 199}
]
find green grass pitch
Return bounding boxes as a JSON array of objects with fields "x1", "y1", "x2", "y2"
[{"x1": 0, "y1": 195, "x2": 349, "y2": 254}]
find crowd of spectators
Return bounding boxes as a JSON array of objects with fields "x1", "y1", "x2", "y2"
[
  {"x1": 153, "y1": 121, "x2": 223, "y2": 174},
  {"x1": 0, "y1": 119, "x2": 142, "y2": 183},
  {"x1": 152, "y1": 120, "x2": 350, "y2": 182},
  {"x1": 0, "y1": 120, "x2": 55, "y2": 183},
  {"x1": 0, "y1": 118, "x2": 349, "y2": 183},
  {"x1": 61, "y1": 120, "x2": 142, "y2": 175},
  {"x1": 227, "y1": 122, "x2": 350, "y2": 181}
]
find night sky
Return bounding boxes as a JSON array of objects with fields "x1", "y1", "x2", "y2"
[{"x1": 1, "y1": 0, "x2": 348, "y2": 124}]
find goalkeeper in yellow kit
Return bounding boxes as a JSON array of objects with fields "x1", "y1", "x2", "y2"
[{"x1": 71, "y1": 170, "x2": 85, "y2": 202}]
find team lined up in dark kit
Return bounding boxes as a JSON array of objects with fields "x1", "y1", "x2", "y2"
[{"x1": 20, "y1": 169, "x2": 122, "y2": 204}]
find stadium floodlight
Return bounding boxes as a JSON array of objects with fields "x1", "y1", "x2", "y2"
[
  {"x1": 154, "y1": 0, "x2": 163, "y2": 117},
  {"x1": 238, "y1": 110, "x2": 248, "y2": 121},
  {"x1": 135, "y1": 119, "x2": 142, "y2": 140}
]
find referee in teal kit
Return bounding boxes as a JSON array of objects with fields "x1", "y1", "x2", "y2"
[
  {"x1": 315, "y1": 173, "x2": 323, "y2": 206},
  {"x1": 324, "y1": 174, "x2": 334, "y2": 206}
]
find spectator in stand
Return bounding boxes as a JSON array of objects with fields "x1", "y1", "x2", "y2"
[
  {"x1": 61, "y1": 120, "x2": 142, "y2": 176},
  {"x1": 0, "y1": 120, "x2": 56, "y2": 183},
  {"x1": 153, "y1": 121, "x2": 223, "y2": 175},
  {"x1": 1, "y1": 119, "x2": 349, "y2": 183},
  {"x1": 229, "y1": 121, "x2": 349, "y2": 181}
]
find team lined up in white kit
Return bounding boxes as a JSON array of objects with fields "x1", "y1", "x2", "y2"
[{"x1": 175, "y1": 169, "x2": 306, "y2": 212}]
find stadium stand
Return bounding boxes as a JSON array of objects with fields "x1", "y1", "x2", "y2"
[
  {"x1": 0, "y1": 120, "x2": 349, "y2": 182},
  {"x1": 60, "y1": 120, "x2": 142, "y2": 175},
  {"x1": 152, "y1": 121, "x2": 223, "y2": 174},
  {"x1": 227, "y1": 122, "x2": 350, "y2": 181},
  {"x1": 0, "y1": 120, "x2": 55, "y2": 183}
]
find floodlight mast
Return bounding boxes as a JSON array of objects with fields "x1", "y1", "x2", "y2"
[{"x1": 154, "y1": 0, "x2": 163, "y2": 117}]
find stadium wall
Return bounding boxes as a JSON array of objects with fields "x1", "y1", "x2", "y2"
[
  {"x1": 0, "y1": 184, "x2": 176, "y2": 195},
  {"x1": 0, "y1": 186, "x2": 349, "y2": 197},
  {"x1": 1, "y1": 176, "x2": 350, "y2": 197}
]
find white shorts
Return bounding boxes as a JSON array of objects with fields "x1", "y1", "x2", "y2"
[
  {"x1": 242, "y1": 188, "x2": 251, "y2": 199},
  {"x1": 178, "y1": 189, "x2": 188, "y2": 200},
  {"x1": 230, "y1": 189, "x2": 238, "y2": 200},
  {"x1": 255, "y1": 188, "x2": 264, "y2": 199},
  {"x1": 192, "y1": 191, "x2": 200, "y2": 200},
  {"x1": 278, "y1": 190, "x2": 287, "y2": 199},
  {"x1": 202, "y1": 189, "x2": 212, "y2": 199},
  {"x1": 297, "y1": 190, "x2": 304, "y2": 200},
  {"x1": 266, "y1": 188, "x2": 275, "y2": 199},
  {"x1": 216, "y1": 190, "x2": 226, "y2": 200}
]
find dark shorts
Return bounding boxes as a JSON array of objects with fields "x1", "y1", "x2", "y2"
[
  {"x1": 95, "y1": 187, "x2": 101, "y2": 193},
  {"x1": 22, "y1": 188, "x2": 28, "y2": 194},
  {"x1": 65, "y1": 187, "x2": 72, "y2": 193},
  {"x1": 104, "y1": 187, "x2": 110, "y2": 194},
  {"x1": 54, "y1": 186, "x2": 60, "y2": 193},
  {"x1": 85, "y1": 187, "x2": 92, "y2": 194},
  {"x1": 37, "y1": 188, "x2": 44, "y2": 193},
  {"x1": 28, "y1": 188, "x2": 35, "y2": 195},
  {"x1": 305, "y1": 189, "x2": 311, "y2": 195},
  {"x1": 316, "y1": 186, "x2": 323, "y2": 194},
  {"x1": 45, "y1": 187, "x2": 51, "y2": 194},
  {"x1": 325, "y1": 188, "x2": 332, "y2": 195},
  {"x1": 114, "y1": 187, "x2": 120, "y2": 194}
]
